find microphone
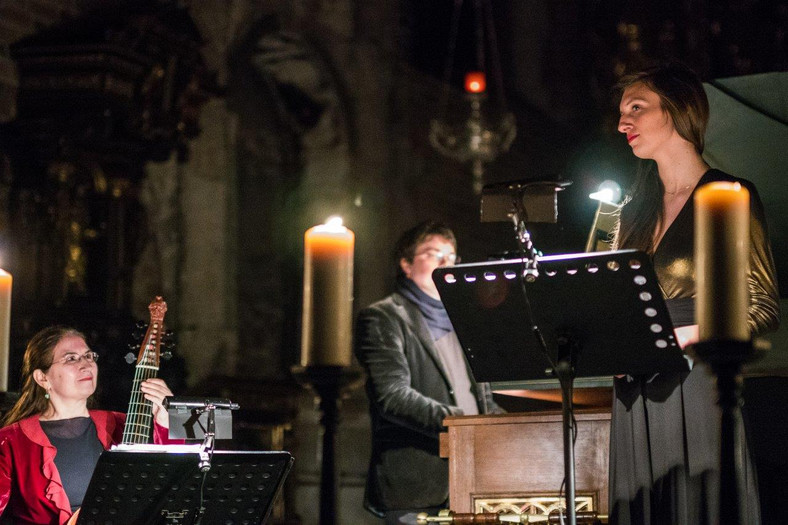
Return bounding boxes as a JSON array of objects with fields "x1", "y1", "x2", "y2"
[{"x1": 163, "y1": 396, "x2": 240, "y2": 411}]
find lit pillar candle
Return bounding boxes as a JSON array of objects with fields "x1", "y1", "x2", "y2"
[
  {"x1": 301, "y1": 217, "x2": 354, "y2": 367},
  {"x1": 695, "y1": 182, "x2": 750, "y2": 341},
  {"x1": 0, "y1": 269, "x2": 11, "y2": 391}
]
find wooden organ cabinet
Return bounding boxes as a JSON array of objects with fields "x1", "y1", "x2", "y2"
[{"x1": 440, "y1": 407, "x2": 611, "y2": 519}]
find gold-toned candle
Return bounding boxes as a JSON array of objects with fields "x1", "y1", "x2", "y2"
[
  {"x1": 695, "y1": 181, "x2": 750, "y2": 341},
  {"x1": 301, "y1": 217, "x2": 354, "y2": 367},
  {"x1": 0, "y1": 269, "x2": 11, "y2": 392}
]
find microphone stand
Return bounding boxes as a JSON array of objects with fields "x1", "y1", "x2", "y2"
[
  {"x1": 509, "y1": 194, "x2": 539, "y2": 281},
  {"x1": 194, "y1": 403, "x2": 218, "y2": 525},
  {"x1": 197, "y1": 404, "x2": 217, "y2": 472},
  {"x1": 161, "y1": 395, "x2": 241, "y2": 520},
  {"x1": 509, "y1": 195, "x2": 578, "y2": 525}
]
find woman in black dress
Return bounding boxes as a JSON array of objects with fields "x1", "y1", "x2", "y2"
[{"x1": 609, "y1": 62, "x2": 780, "y2": 525}]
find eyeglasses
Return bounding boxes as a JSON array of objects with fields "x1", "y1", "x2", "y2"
[
  {"x1": 415, "y1": 249, "x2": 459, "y2": 265},
  {"x1": 52, "y1": 351, "x2": 99, "y2": 366}
]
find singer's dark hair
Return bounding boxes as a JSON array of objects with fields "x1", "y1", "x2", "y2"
[{"x1": 394, "y1": 221, "x2": 457, "y2": 276}]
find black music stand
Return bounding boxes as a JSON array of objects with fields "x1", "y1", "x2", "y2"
[
  {"x1": 76, "y1": 449, "x2": 293, "y2": 525},
  {"x1": 433, "y1": 249, "x2": 690, "y2": 525}
]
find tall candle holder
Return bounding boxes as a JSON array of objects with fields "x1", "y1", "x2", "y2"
[
  {"x1": 687, "y1": 340, "x2": 763, "y2": 525},
  {"x1": 291, "y1": 365, "x2": 363, "y2": 525},
  {"x1": 295, "y1": 216, "x2": 361, "y2": 524},
  {"x1": 691, "y1": 181, "x2": 757, "y2": 525}
]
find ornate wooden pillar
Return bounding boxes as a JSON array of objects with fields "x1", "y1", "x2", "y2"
[{"x1": 0, "y1": 2, "x2": 208, "y2": 398}]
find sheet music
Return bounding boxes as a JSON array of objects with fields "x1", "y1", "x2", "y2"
[{"x1": 110, "y1": 443, "x2": 204, "y2": 454}]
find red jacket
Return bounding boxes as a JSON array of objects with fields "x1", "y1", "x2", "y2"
[{"x1": 0, "y1": 410, "x2": 174, "y2": 525}]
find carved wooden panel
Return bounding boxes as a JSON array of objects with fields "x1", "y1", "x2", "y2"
[
  {"x1": 441, "y1": 410, "x2": 610, "y2": 516},
  {"x1": 474, "y1": 495, "x2": 596, "y2": 517}
]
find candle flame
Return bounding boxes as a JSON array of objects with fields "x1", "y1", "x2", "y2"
[
  {"x1": 325, "y1": 216, "x2": 344, "y2": 228},
  {"x1": 311, "y1": 216, "x2": 350, "y2": 235}
]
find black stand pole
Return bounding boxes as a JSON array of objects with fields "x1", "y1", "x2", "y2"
[
  {"x1": 688, "y1": 340, "x2": 758, "y2": 525},
  {"x1": 554, "y1": 333, "x2": 578, "y2": 525},
  {"x1": 197, "y1": 406, "x2": 216, "y2": 472},
  {"x1": 317, "y1": 379, "x2": 340, "y2": 525},
  {"x1": 556, "y1": 360, "x2": 577, "y2": 525},
  {"x1": 291, "y1": 365, "x2": 363, "y2": 525}
]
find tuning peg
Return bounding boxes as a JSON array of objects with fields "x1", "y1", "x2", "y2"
[
  {"x1": 124, "y1": 352, "x2": 137, "y2": 364},
  {"x1": 161, "y1": 351, "x2": 173, "y2": 361},
  {"x1": 163, "y1": 330, "x2": 177, "y2": 349}
]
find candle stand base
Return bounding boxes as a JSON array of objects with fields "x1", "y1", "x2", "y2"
[
  {"x1": 291, "y1": 365, "x2": 363, "y2": 525},
  {"x1": 687, "y1": 339, "x2": 764, "y2": 525}
]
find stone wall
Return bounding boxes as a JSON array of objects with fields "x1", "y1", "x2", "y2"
[{"x1": 136, "y1": 1, "x2": 399, "y2": 522}]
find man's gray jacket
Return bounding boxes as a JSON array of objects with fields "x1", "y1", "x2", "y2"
[{"x1": 354, "y1": 292, "x2": 501, "y2": 516}]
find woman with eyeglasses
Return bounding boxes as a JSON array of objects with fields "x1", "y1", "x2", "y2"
[{"x1": 0, "y1": 326, "x2": 178, "y2": 524}]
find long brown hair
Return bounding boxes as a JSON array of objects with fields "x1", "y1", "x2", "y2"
[
  {"x1": 2, "y1": 326, "x2": 90, "y2": 426},
  {"x1": 614, "y1": 62, "x2": 710, "y2": 253}
]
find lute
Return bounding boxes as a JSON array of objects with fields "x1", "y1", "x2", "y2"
[
  {"x1": 66, "y1": 297, "x2": 168, "y2": 525},
  {"x1": 121, "y1": 296, "x2": 168, "y2": 444}
]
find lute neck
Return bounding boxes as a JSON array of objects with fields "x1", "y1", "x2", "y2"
[
  {"x1": 121, "y1": 296, "x2": 166, "y2": 445},
  {"x1": 121, "y1": 360, "x2": 159, "y2": 444}
]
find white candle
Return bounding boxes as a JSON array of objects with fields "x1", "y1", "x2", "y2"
[
  {"x1": 301, "y1": 217, "x2": 354, "y2": 367},
  {"x1": 0, "y1": 269, "x2": 11, "y2": 391},
  {"x1": 695, "y1": 182, "x2": 750, "y2": 342}
]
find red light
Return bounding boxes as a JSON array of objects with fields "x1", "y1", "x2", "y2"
[{"x1": 464, "y1": 71, "x2": 486, "y2": 93}]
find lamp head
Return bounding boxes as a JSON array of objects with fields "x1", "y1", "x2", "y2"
[{"x1": 589, "y1": 180, "x2": 622, "y2": 205}]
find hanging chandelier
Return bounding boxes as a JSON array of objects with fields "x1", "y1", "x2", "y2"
[{"x1": 429, "y1": 0, "x2": 516, "y2": 194}]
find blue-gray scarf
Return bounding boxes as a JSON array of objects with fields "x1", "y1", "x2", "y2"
[{"x1": 397, "y1": 276, "x2": 454, "y2": 340}]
